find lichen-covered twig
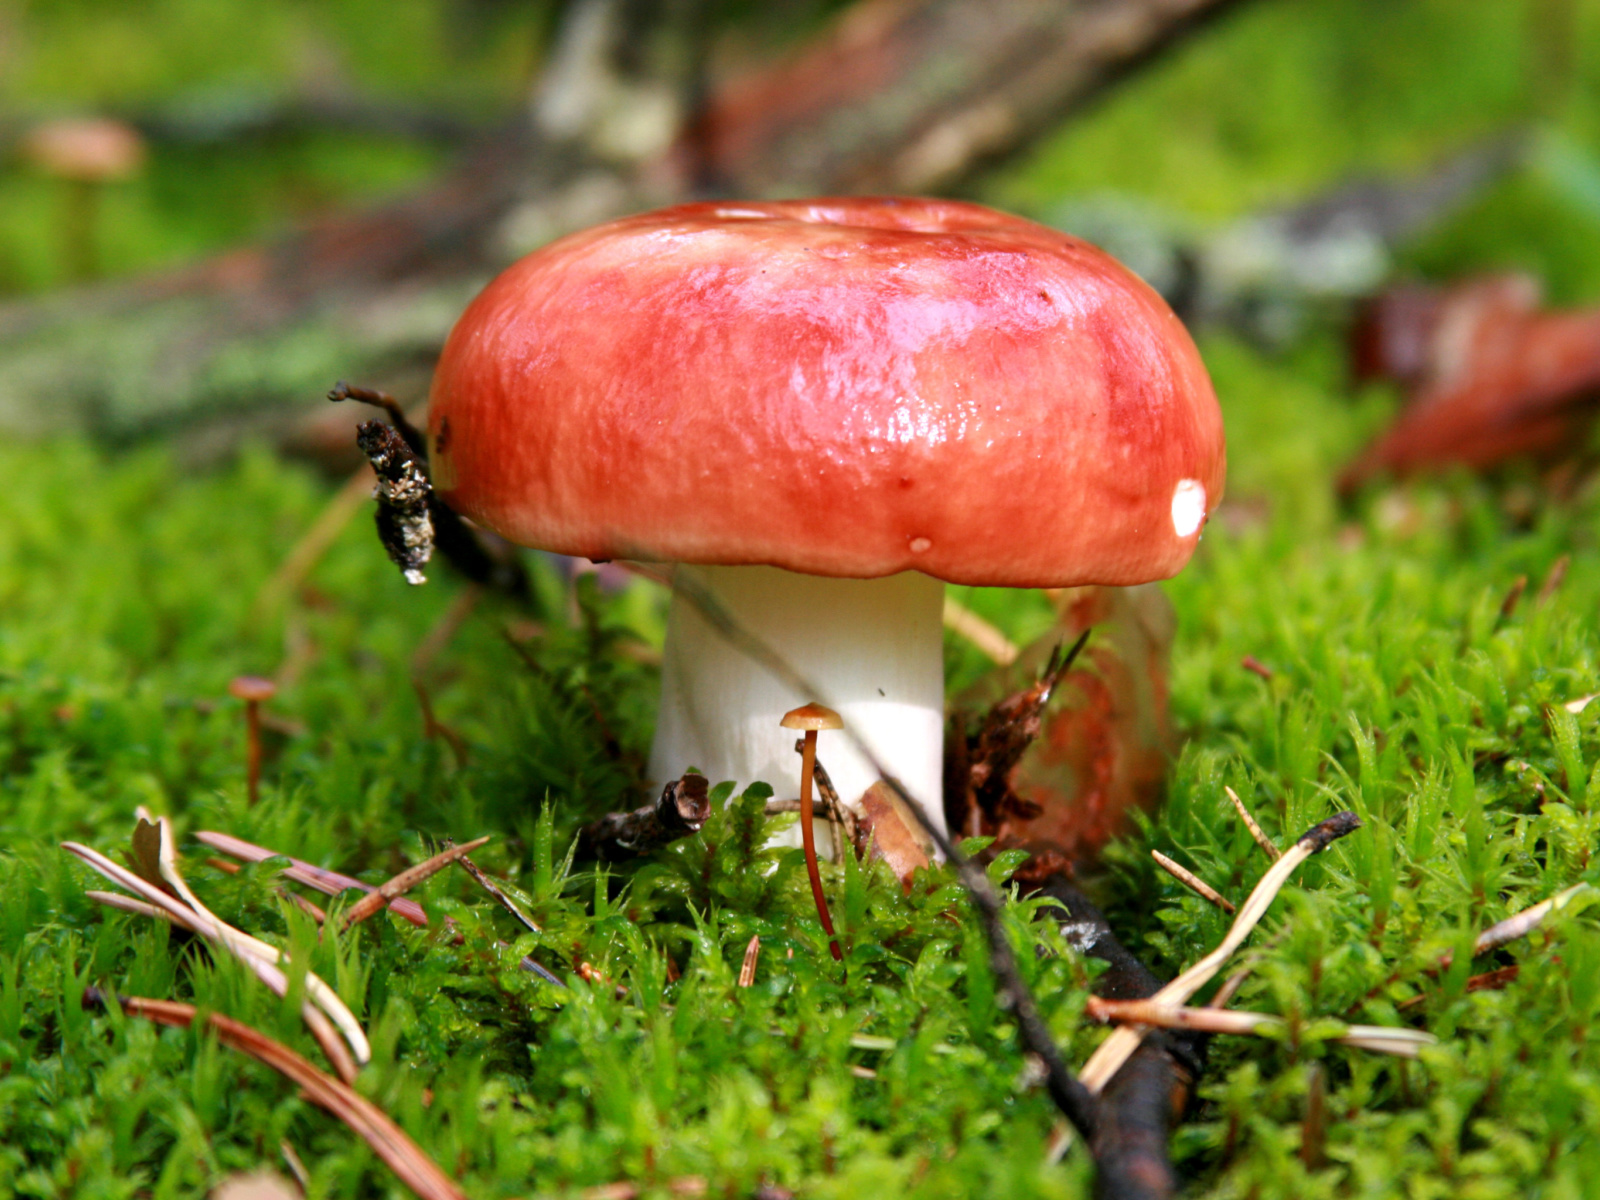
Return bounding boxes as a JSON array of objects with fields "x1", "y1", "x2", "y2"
[
  {"x1": 84, "y1": 990, "x2": 466, "y2": 1200},
  {"x1": 576, "y1": 774, "x2": 711, "y2": 861},
  {"x1": 356, "y1": 420, "x2": 434, "y2": 585}
]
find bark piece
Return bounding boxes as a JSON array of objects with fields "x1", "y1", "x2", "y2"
[
  {"x1": 577, "y1": 774, "x2": 711, "y2": 861},
  {"x1": 945, "y1": 584, "x2": 1175, "y2": 875}
]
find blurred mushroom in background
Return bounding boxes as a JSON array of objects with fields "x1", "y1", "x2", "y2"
[{"x1": 21, "y1": 116, "x2": 147, "y2": 282}]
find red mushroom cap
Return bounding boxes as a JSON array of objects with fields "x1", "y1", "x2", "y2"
[{"x1": 427, "y1": 197, "x2": 1224, "y2": 588}]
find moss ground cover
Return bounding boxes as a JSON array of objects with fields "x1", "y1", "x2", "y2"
[
  {"x1": 9, "y1": 1, "x2": 1600, "y2": 1195},
  {"x1": 6, "y1": 320, "x2": 1600, "y2": 1197}
]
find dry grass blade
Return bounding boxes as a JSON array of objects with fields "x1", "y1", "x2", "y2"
[
  {"x1": 738, "y1": 935, "x2": 761, "y2": 987},
  {"x1": 1224, "y1": 785, "x2": 1281, "y2": 861},
  {"x1": 943, "y1": 594, "x2": 1020, "y2": 665},
  {"x1": 1151, "y1": 850, "x2": 1236, "y2": 914},
  {"x1": 1078, "y1": 812, "x2": 1360, "y2": 1094},
  {"x1": 1086, "y1": 997, "x2": 1435, "y2": 1058},
  {"x1": 89, "y1": 991, "x2": 467, "y2": 1200},
  {"x1": 581, "y1": 1178, "x2": 707, "y2": 1200},
  {"x1": 195, "y1": 830, "x2": 429, "y2": 926},
  {"x1": 1474, "y1": 881, "x2": 1592, "y2": 955},
  {"x1": 340, "y1": 837, "x2": 490, "y2": 932},
  {"x1": 252, "y1": 466, "x2": 375, "y2": 619}
]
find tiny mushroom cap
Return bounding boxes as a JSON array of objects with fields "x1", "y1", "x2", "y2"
[
  {"x1": 427, "y1": 197, "x2": 1225, "y2": 840},
  {"x1": 781, "y1": 703, "x2": 844, "y2": 732},
  {"x1": 22, "y1": 117, "x2": 146, "y2": 183},
  {"x1": 228, "y1": 675, "x2": 278, "y2": 704}
]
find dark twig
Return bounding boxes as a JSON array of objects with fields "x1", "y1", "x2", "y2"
[
  {"x1": 576, "y1": 774, "x2": 711, "y2": 861},
  {"x1": 83, "y1": 991, "x2": 467, "y2": 1200},
  {"x1": 328, "y1": 381, "x2": 427, "y2": 454}
]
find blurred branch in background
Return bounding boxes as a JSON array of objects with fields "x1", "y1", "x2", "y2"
[{"x1": 0, "y1": 0, "x2": 1239, "y2": 457}]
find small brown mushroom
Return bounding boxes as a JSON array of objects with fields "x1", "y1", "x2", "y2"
[
  {"x1": 229, "y1": 676, "x2": 278, "y2": 806},
  {"x1": 782, "y1": 702, "x2": 844, "y2": 962}
]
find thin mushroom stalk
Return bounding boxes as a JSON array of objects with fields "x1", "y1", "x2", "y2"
[{"x1": 783, "y1": 703, "x2": 845, "y2": 962}]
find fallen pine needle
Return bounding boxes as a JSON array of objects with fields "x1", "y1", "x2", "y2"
[
  {"x1": 196, "y1": 830, "x2": 429, "y2": 927},
  {"x1": 1151, "y1": 850, "x2": 1236, "y2": 913},
  {"x1": 738, "y1": 934, "x2": 761, "y2": 987},
  {"x1": 86, "y1": 991, "x2": 466, "y2": 1200},
  {"x1": 1078, "y1": 811, "x2": 1361, "y2": 1094},
  {"x1": 341, "y1": 837, "x2": 490, "y2": 932},
  {"x1": 1224, "y1": 785, "x2": 1281, "y2": 861},
  {"x1": 1086, "y1": 996, "x2": 1435, "y2": 1057},
  {"x1": 66, "y1": 828, "x2": 366, "y2": 1080},
  {"x1": 1474, "y1": 881, "x2": 1592, "y2": 956}
]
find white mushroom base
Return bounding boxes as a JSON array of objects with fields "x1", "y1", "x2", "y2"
[{"x1": 648, "y1": 565, "x2": 947, "y2": 847}]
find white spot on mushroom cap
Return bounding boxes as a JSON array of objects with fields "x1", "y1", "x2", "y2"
[
  {"x1": 909, "y1": 537, "x2": 932, "y2": 554},
  {"x1": 1171, "y1": 479, "x2": 1206, "y2": 538}
]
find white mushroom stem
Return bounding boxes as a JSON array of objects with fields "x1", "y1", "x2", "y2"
[{"x1": 649, "y1": 565, "x2": 947, "y2": 845}]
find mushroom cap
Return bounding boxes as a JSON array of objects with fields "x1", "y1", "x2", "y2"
[
  {"x1": 228, "y1": 675, "x2": 278, "y2": 703},
  {"x1": 22, "y1": 117, "x2": 146, "y2": 183},
  {"x1": 428, "y1": 197, "x2": 1224, "y2": 588},
  {"x1": 780, "y1": 702, "x2": 844, "y2": 731}
]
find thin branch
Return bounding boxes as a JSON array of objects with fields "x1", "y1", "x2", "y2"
[
  {"x1": 451, "y1": 851, "x2": 566, "y2": 988},
  {"x1": 84, "y1": 991, "x2": 466, "y2": 1200},
  {"x1": 340, "y1": 837, "x2": 490, "y2": 932},
  {"x1": 1151, "y1": 850, "x2": 1236, "y2": 914}
]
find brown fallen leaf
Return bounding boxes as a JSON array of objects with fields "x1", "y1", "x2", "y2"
[
  {"x1": 1342, "y1": 274, "x2": 1600, "y2": 489},
  {"x1": 855, "y1": 781, "x2": 931, "y2": 888},
  {"x1": 945, "y1": 584, "x2": 1176, "y2": 877}
]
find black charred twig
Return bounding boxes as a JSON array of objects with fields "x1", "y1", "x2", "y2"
[
  {"x1": 1034, "y1": 878, "x2": 1206, "y2": 1200},
  {"x1": 577, "y1": 774, "x2": 711, "y2": 861},
  {"x1": 83, "y1": 991, "x2": 466, "y2": 1200},
  {"x1": 355, "y1": 420, "x2": 433, "y2": 585}
]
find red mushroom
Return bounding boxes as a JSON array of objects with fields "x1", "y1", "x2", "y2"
[{"x1": 427, "y1": 197, "x2": 1224, "y2": 839}]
